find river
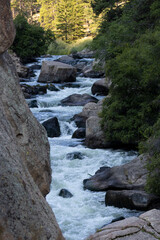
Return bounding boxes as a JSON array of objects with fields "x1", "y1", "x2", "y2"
[{"x1": 25, "y1": 55, "x2": 140, "y2": 240}]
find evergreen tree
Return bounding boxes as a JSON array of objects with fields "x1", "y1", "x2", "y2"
[
  {"x1": 56, "y1": 0, "x2": 85, "y2": 42},
  {"x1": 37, "y1": 0, "x2": 57, "y2": 31}
]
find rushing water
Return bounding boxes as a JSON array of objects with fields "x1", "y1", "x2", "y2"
[{"x1": 26, "y1": 56, "x2": 140, "y2": 240}]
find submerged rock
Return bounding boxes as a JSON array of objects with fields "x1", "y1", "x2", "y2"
[
  {"x1": 28, "y1": 99, "x2": 38, "y2": 108},
  {"x1": 66, "y1": 152, "x2": 85, "y2": 160},
  {"x1": 42, "y1": 117, "x2": 61, "y2": 138},
  {"x1": 61, "y1": 93, "x2": 98, "y2": 106},
  {"x1": 38, "y1": 60, "x2": 77, "y2": 83},
  {"x1": 59, "y1": 189, "x2": 73, "y2": 198}
]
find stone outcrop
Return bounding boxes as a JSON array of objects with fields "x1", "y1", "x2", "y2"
[
  {"x1": 10, "y1": 52, "x2": 29, "y2": 78},
  {"x1": 61, "y1": 93, "x2": 98, "y2": 106},
  {"x1": 0, "y1": 2, "x2": 64, "y2": 239},
  {"x1": 38, "y1": 60, "x2": 77, "y2": 83},
  {"x1": 87, "y1": 209, "x2": 160, "y2": 240},
  {"x1": 0, "y1": 0, "x2": 15, "y2": 54}
]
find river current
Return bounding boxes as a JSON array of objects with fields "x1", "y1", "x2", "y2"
[{"x1": 25, "y1": 56, "x2": 140, "y2": 240}]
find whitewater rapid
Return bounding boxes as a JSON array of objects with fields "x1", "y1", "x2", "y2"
[{"x1": 26, "y1": 56, "x2": 140, "y2": 240}]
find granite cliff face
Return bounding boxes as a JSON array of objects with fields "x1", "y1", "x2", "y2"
[{"x1": 0, "y1": 1, "x2": 64, "y2": 239}]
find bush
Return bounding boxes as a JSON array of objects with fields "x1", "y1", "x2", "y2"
[{"x1": 11, "y1": 14, "x2": 55, "y2": 61}]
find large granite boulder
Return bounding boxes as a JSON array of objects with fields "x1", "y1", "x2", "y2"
[
  {"x1": 83, "y1": 155, "x2": 148, "y2": 191},
  {"x1": 38, "y1": 60, "x2": 77, "y2": 83},
  {"x1": 0, "y1": 3, "x2": 64, "y2": 237},
  {"x1": 61, "y1": 93, "x2": 98, "y2": 106},
  {"x1": 0, "y1": 51, "x2": 64, "y2": 240},
  {"x1": 0, "y1": 0, "x2": 15, "y2": 54},
  {"x1": 87, "y1": 209, "x2": 160, "y2": 240}
]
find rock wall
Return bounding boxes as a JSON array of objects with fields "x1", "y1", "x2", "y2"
[{"x1": 0, "y1": 1, "x2": 64, "y2": 239}]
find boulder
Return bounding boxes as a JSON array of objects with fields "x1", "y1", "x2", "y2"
[
  {"x1": 61, "y1": 93, "x2": 98, "y2": 106},
  {"x1": 66, "y1": 152, "x2": 85, "y2": 160},
  {"x1": 72, "y1": 128, "x2": 85, "y2": 139},
  {"x1": 71, "y1": 49, "x2": 95, "y2": 59},
  {"x1": 72, "y1": 114, "x2": 87, "y2": 128},
  {"x1": 29, "y1": 64, "x2": 41, "y2": 70},
  {"x1": 42, "y1": 117, "x2": 61, "y2": 138},
  {"x1": 72, "y1": 100, "x2": 103, "y2": 129},
  {"x1": 21, "y1": 84, "x2": 47, "y2": 98},
  {"x1": 47, "y1": 83, "x2": 59, "y2": 91},
  {"x1": 0, "y1": 0, "x2": 15, "y2": 54},
  {"x1": 56, "y1": 55, "x2": 76, "y2": 65},
  {"x1": 85, "y1": 116, "x2": 110, "y2": 149},
  {"x1": 80, "y1": 101, "x2": 103, "y2": 119},
  {"x1": 91, "y1": 78, "x2": 111, "y2": 96},
  {"x1": 38, "y1": 60, "x2": 77, "y2": 83},
  {"x1": 10, "y1": 52, "x2": 29, "y2": 78},
  {"x1": 58, "y1": 189, "x2": 73, "y2": 198},
  {"x1": 105, "y1": 190, "x2": 160, "y2": 211},
  {"x1": 83, "y1": 155, "x2": 148, "y2": 191},
  {"x1": 86, "y1": 209, "x2": 160, "y2": 240},
  {"x1": 83, "y1": 68, "x2": 104, "y2": 78},
  {"x1": 28, "y1": 99, "x2": 38, "y2": 108},
  {"x1": 0, "y1": 51, "x2": 64, "y2": 239}
]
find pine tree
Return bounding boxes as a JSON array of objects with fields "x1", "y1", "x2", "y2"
[{"x1": 37, "y1": 0, "x2": 57, "y2": 31}]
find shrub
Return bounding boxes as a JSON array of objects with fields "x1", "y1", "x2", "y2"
[{"x1": 11, "y1": 14, "x2": 55, "y2": 61}]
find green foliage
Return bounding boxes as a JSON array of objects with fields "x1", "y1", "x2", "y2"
[
  {"x1": 11, "y1": 14, "x2": 55, "y2": 60},
  {"x1": 47, "y1": 37, "x2": 93, "y2": 55}
]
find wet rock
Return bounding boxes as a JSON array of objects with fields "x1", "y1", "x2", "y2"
[
  {"x1": 66, "y1": 152, "x2": 85, "y2": 160},
  {"x1": 83, "y1": 155, "x2": 148, "y2": 191},
  {"x1": 38, "y1": 61, "x2": 77, "y2": 83},
  {"x1": 42, "y1": 117, "x2": 61, "y2": 138},
  {"x1": 86, "y1": 209, "x2": 160, "y2": 240},
  {"x1": 28, "y1": 99, "x2": 38, "y2": 108},
  {"x1": 72, "y1": 128, "x2": 85, "y2": 139},
  {"x1": 29, "y1": 64, "x2": 41, "y2": 70},
  {"x1": 21, "y1": 84, "x2": 47, "y2": 98},
  {"x1": 105, "y1": 190, "x2": 160, "y2": 211},
  {"x1": 72, "y1": 114, "x2": 87, "y2": 128},
  {"x1": 47, "y1": 83, "x2": 59, "y2": 91},
  {"x1": 59, "y1": 189, "x2": 73, "y2": 198},
  {"x1": 91, "y1": 78, "x2": 111, "y2": 96},
  {"x1": 61, "y1": 93, "x2": 98, "y2": 106}
]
